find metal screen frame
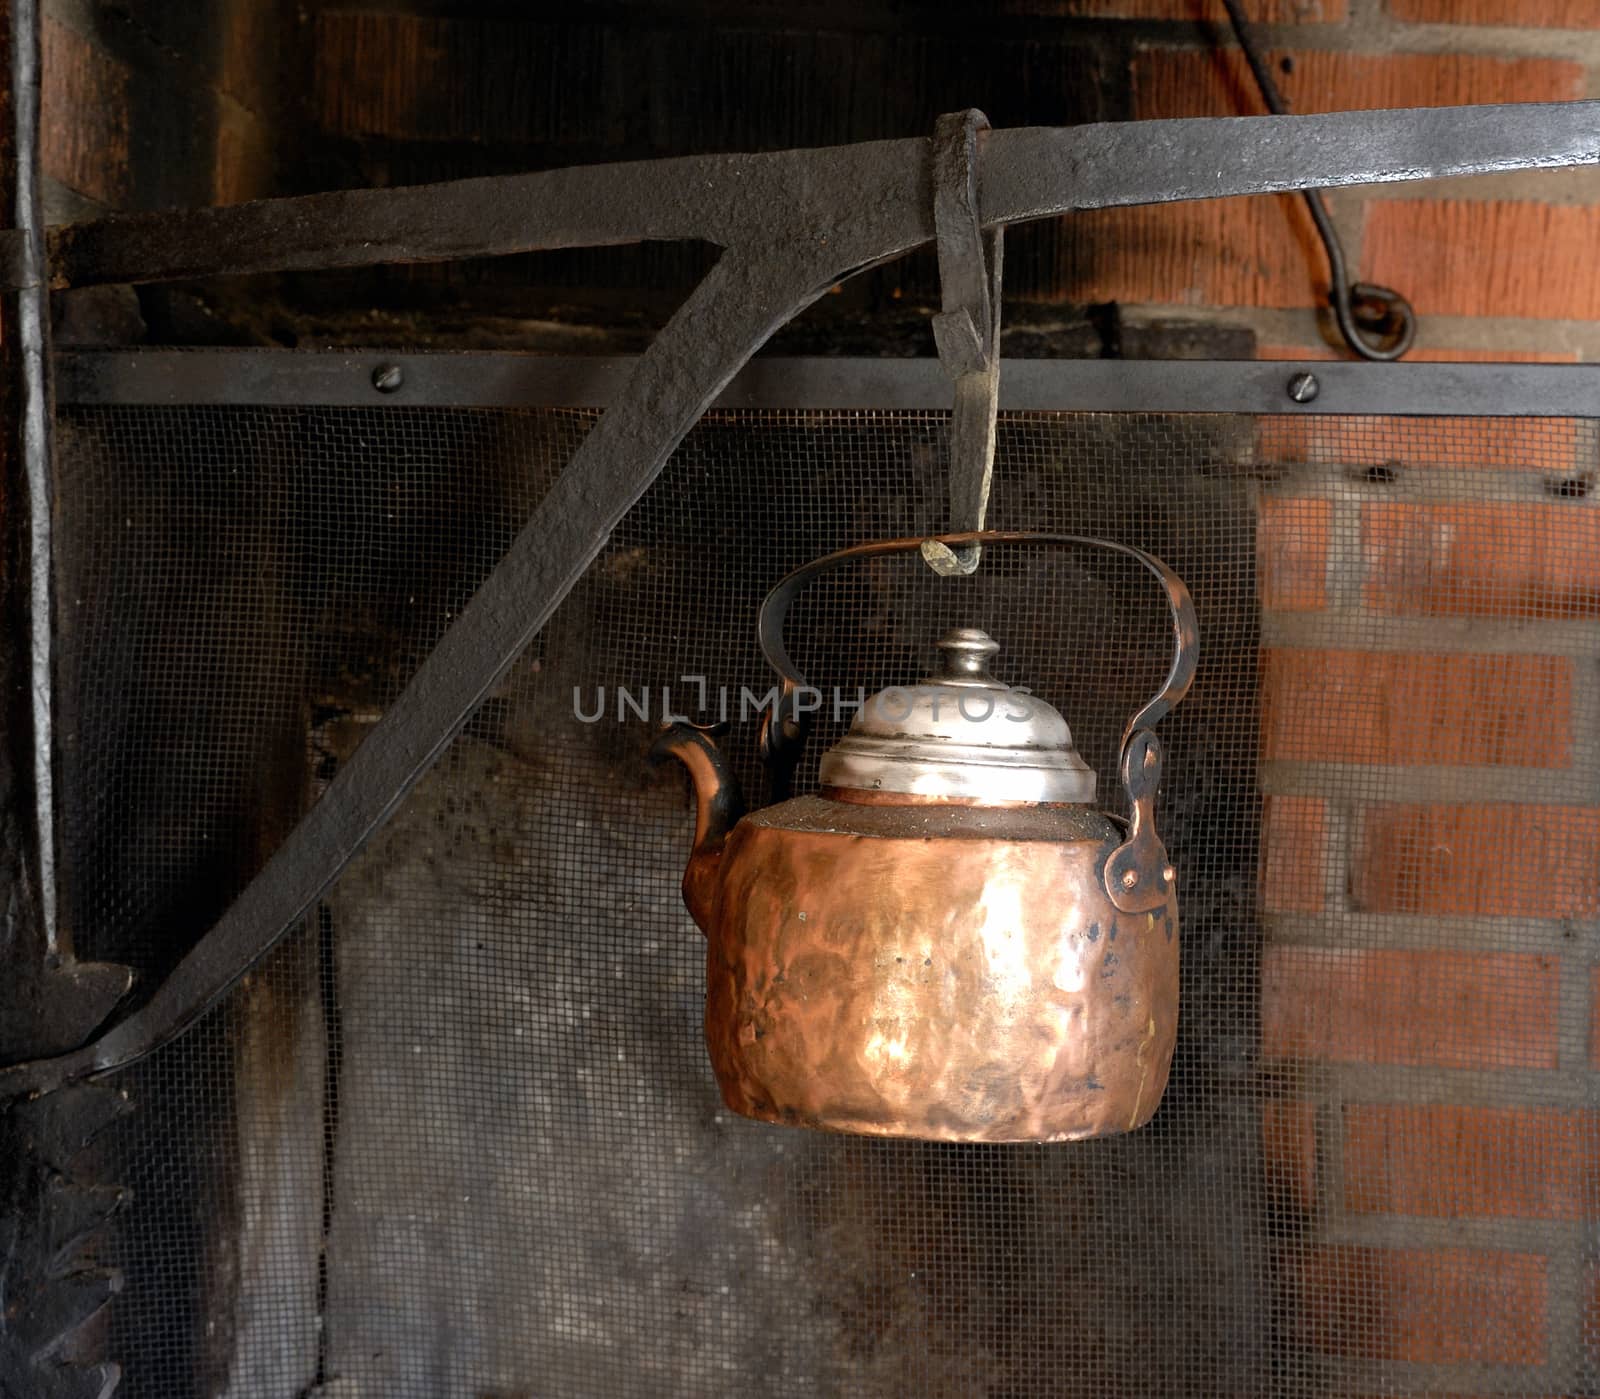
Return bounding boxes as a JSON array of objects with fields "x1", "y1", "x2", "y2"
[
  {"x1": 47, "y1": 372, "x2": 1600, "y2": 1399},
  {"x1": 58, "y1": 350, "x2": 1600, "y2": 419}
]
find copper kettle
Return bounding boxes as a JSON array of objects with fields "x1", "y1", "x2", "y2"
[{"x1": 653, "y1": 530, "x2": 1198, "y2": 1143}]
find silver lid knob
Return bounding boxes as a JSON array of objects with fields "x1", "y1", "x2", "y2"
[{"x1": 936, "y1": 628, "x2": 1001, "y2": 683}]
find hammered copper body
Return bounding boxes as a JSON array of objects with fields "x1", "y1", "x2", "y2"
[
  {"x1": 651, "y1": 530, "x2": 1197, "y2": 1142},
  {"x1": 689, "y1": 797, "x2": 1179, "y2": 1142}
]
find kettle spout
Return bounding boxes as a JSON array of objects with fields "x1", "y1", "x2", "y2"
[{"x1": 649, "y1": 724, "x2": 746, "y2": 934}]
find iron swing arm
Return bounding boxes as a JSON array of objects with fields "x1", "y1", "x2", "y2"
[{"x1": 3, "y1": 98, "x2": 1599, "y2": 1099}]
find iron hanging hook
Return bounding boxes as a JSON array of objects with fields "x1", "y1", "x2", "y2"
[
  {"x1": 923, "y1": 109, "x2": 1004, "y2": 576},
  {"x1": 1221, "y1": 0, "x2": 1416, "y2": 362}
]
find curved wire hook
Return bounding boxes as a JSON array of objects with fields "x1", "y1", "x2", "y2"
[{"x1": 1221, "y1": 0, "x2": 1416, "y2": 362}]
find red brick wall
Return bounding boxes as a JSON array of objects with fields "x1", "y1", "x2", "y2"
[
  {"x1": 1255, "y1": 411, "x2": 1600, "y2": 1385},
  {"x1": 1064, "y1": 0, "x2": 1600, "y2": 1389}
]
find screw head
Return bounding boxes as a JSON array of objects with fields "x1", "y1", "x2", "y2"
[
  {"x1": 1287, "y1": 371, "x2": 1320, "y2": 404},
  {"x1": 1121, "y1": 868, "x2": 1139, "y2": 890},
  {"x1": 372, "y1": 363, "x2": 404, "y2": 394}
]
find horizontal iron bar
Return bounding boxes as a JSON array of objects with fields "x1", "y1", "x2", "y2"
[
  {"x1": 38, "y1": 101, "x2": 1600, "y2": 291},
  {"x1": 982, "y1": 102, "x2": 1600, "y2": 222},
  {"x1": 57, "y1": 350, "x2": 1600, "y2": 417}
]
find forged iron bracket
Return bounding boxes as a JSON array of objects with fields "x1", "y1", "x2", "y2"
[
  {"x1": 923, "y1": 110, "x2": 1003, "y2": 579},
  {"x1": 4, "y1": 100, "x2": 1600, "y2": 1100}
]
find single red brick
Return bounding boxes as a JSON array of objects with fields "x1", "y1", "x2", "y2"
[
  {"x1": 1263, "y1": 1100, "x2": 1318, "y2": 1214},
  {"x1": 1261, "y1": 796, "x2": 1326, "y2": 913},
  {"x1": 1365, "y1": 202, "x2": 1600, "y2": 322},
  {"x1": 1393, "y1": 0, "x2": 1600, "y2": 26},
  {"x1": 1343, "y1": 1104, "x2": 1596, "y2": 1218},
  {"x1": 1258, "y1": 417, "x2": 1586, "y2": 472},
  {"x1": 1354, "y1": 803, "x2": 1600, "y2": 919},
  {"x1": 1260, "y1": 650, "x2": 1572, "y2": 768},
  {"x1": 1057, "y1": 194, "x2": 1325, "y2": 310},
  {"x1": 1258, "y1": 497, "x2": 1329, "y2": 612},
  {"x1": 1298, "y1": 1245, "x2": 1546, "y2": 1364},
  {"x1": 41, "y1": 18, "x2": 131, "y2": 205},
  {"x1": 1261, "y1": 946, "x2": 1559, "y2": 1069},
  {"x1": 1363, "y1": 502, "x2": 1600, "y2": 619},
  {"x1": 1134, "y1": 48, "x2": 1583, "y2": 119},
  {"x1": 1258, "y1": 343, "x2": 1579, "y2": 364}
]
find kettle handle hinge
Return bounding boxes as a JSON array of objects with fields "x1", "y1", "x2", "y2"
[{"x1": 1103, "y1": 728, "x2": 1176, "y2": 914}]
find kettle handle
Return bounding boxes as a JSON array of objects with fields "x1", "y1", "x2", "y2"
[{"x1": 757, "y1": 531, "x2": 1197, "y2": 911}]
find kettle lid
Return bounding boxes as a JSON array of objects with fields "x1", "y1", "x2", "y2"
[{"x1": 817, "y1": 628, "x2": 1096, "y2": 804}]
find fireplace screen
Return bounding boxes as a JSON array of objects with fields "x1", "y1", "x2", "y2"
[{"x1": 50, "y1": 386, "x2": 1599, "y2": 1396}]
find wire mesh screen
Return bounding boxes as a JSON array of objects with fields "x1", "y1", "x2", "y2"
[{"x1": 50, "y1": 394, "x2": 1600, "y2": 1397}]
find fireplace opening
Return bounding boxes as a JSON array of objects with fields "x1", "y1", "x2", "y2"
[{"x1": 8, "y1": 3, "x2": 1600, "y2": 1397}]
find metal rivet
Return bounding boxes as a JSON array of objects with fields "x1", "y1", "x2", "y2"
[
  {"x1": 1287, "y1": 371, "x2": 1320, "y2": 404},
  {"x1": 1163, "y1": 865, "x2": 1176, "y2": 884},
  {"x1": 372, "y1": 363, "x2": 404, "y2": 393},
  {"x1": 1121, "y1": 869, "x2": 1139, "y2": 889}
]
